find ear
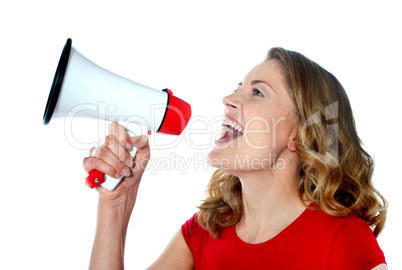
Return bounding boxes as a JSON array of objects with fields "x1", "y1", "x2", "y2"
[
  {"x1": 287, "y1": 139, "x2": 297, "y2": 152},
  {"x1": 287, "y1": 125, "x2": 298, "y2": 152}
]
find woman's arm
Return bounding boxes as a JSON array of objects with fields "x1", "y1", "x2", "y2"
[
  {"x1": 372, "y1": 264, "x2": 388, "y2": 270},
  {"x1": 90, "y1": 195, "x2": 194, "y2": 270},
  {"x1": 147, "y1": 229, "x2": 194, "y2": 270},
  {"x1": 85, "y1": 122, "x2": 194, "y2": 269},
  {"x1": 85, "y1": 123, "x2": 150, "y2": 269},
  {"x1": 89, "y1": 195, "x2": 137, "y2": 269}
]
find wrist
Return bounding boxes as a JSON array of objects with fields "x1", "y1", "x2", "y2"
[
  {"x1": 97, "y1": 181, "x2": 140, "y2": 209},
  {"x1": 97, "y1": 194, "x2": 136, "y2": 224}
]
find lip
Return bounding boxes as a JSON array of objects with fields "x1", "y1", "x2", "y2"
[{"x1": 225, "y1": 114, "x2": 243, "y2": 128}]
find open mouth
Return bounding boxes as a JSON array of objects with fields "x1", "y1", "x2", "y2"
[
  {"x1": 222, "y1": 119, "x2": 244, "y2": 137},
  {"x1": 217, "y1": 118, "x2": 244, "y2": 142}
]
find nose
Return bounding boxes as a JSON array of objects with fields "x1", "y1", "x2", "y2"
[{"x1": 222, "y1": 92, "x2": 241, "y2": 110}]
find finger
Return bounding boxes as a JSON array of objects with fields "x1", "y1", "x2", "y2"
[
  {"x1": 83, "y1": 156, "x2": 122, "y2": 179},
  {"x1": 104, "y1": 134, "x2": 134, "y2": 167},
  {"x1": 109, "y1": 122, "x2": 132, "y2": 151},
  {"x1": 89, "y1": 146, "x2": 97, "y2": 157},
  {"x1": 90, "y1": 146, "x2": 131, "y2": 177}
]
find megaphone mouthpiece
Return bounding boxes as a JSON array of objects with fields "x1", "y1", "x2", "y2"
[{"x1": 158, "y1": 89, "x2": 192, "y2": 135}]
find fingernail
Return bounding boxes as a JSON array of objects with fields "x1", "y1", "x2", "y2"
[
  {"x1": 126, "y1": 158, "x2": 133, "y2": 167},
  {"x1": 126, "y1": 143, "x2": 133, "y2": 150},
  {"x1": 122, "y1": 168, "x2": 130, "y2": 176},
  {"x1": 115, "y1": 173, "x2": 121, "y2": 179}
]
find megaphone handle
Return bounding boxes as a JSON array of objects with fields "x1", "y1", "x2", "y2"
[
  {"x1": 86, "y1": 147, "x2": 138, "y2": 190},
  {"x1": 86, "y1": 127, "x2": 138, "y2": 191}
]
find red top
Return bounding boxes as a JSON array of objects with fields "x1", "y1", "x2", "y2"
[{"x1": 182, "y1": 206, "x2": 386, "y2": 270}]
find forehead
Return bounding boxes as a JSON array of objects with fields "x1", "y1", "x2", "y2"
[
  {"x1": 245, "y1": 60, "x2": 285, "y2": 81},
  {"x1": 242, "y1": 60, "x2": 288, "y2": 92}
]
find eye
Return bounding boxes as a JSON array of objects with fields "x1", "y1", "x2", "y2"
[{"x1": 252, "y1": 88, "x2": 263, "y2": 96}]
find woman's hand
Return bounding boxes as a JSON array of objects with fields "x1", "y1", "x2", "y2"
[{"x1": 83, "y1": 122, "x2": 150, "y2": 202}]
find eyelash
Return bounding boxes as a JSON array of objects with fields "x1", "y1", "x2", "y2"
[
  {"x1": 233, "y1": 88, "x2": 263, "y2": 96},
  {"x1": 252, "y1": 88, "x2": 263, "y2": 96}
]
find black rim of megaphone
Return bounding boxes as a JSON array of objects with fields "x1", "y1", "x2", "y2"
[{"x1": 43, "y1": 38, "x2": 72, "y2": 125}]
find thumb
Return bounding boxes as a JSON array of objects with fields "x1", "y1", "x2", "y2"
[
  {"x1": 130, "y1": 135, "x2": 150, "y2": 153},
  {"x1": 129, "y1": 135, "x2": 150, "y2": 172}
]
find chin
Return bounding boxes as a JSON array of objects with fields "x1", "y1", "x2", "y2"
[
  {"x1": 206, "y1": 149, "x2": 245, "y2": 176},
  {"x1": 207, "y1": 148, "x2": 232, "y2": 171}
]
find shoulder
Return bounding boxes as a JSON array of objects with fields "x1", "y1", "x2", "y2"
[
  {"x1": 181, "y1": 213, "x2": 209, "y2": 252},
  {"x1": 304, "y1": 207, "x2": 386, "y2": 269},
  {"x1": 181, "y1": 213, "x2": 203, "y2": 235},
  {"x1": 330, "y1": 214, "x2": 378, "y2": 246},
  {"x1": 308, "y1": 207, "x2": 378, "y2": 238},
  {"x1": 325, "y1": 214, "x2": 386, "y2": 270}
]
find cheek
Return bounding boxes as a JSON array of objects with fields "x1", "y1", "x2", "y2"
[
  {"x1": 243, "y1": 115, "x2": 292, "y2": 152},
  {"x1": 242, "y1": 116, "x2": 274, "y2": 150}
]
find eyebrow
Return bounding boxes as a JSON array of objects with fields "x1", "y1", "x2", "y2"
[{"x1": 238, "y1": 80, "x2": 277, "y2": 93}]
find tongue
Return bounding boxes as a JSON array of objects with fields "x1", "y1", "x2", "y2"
[{"x1": 217, "y1": 128, "x2": 235, "y2": 141}]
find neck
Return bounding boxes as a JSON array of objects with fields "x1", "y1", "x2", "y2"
[{"x1": 235, "y1": 158, "x2": 307, "y2": 244}]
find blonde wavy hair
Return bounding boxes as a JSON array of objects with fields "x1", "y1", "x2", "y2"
[{"x1": 197, "y1": 47, "x2": 387, "y2": 239}]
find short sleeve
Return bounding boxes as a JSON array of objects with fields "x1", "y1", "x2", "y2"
[
  {"x1": 181, "y1": 213, "x2": 199, "y2": 253},
  {"x1": 328, "y1": 217, "x2": 386, "y2": 270}
]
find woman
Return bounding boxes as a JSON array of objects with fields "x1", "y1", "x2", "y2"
[{"x1": 84, "y1": 48, "x2": 387, "y2": 269}]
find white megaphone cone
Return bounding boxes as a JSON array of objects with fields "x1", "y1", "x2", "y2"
[{"x1": 43, "y1": 38, "x2": 191, "y2": 190}]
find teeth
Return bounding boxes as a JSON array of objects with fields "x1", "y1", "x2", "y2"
[
  {"x1": 224, "y1": 126, "x2": 235, "y2": 135},
  {"x1": 222, "y1": 119, "x2": 244, "y2": 136}
]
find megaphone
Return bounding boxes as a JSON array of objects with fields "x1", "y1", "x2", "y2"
[{"x1": 43, "y1": 38, "x2": 191, "y2": 190}]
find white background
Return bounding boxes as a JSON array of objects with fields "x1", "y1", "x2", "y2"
[{"x1": 1, "y1": 0, "x2": 401, "y2": 269}]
